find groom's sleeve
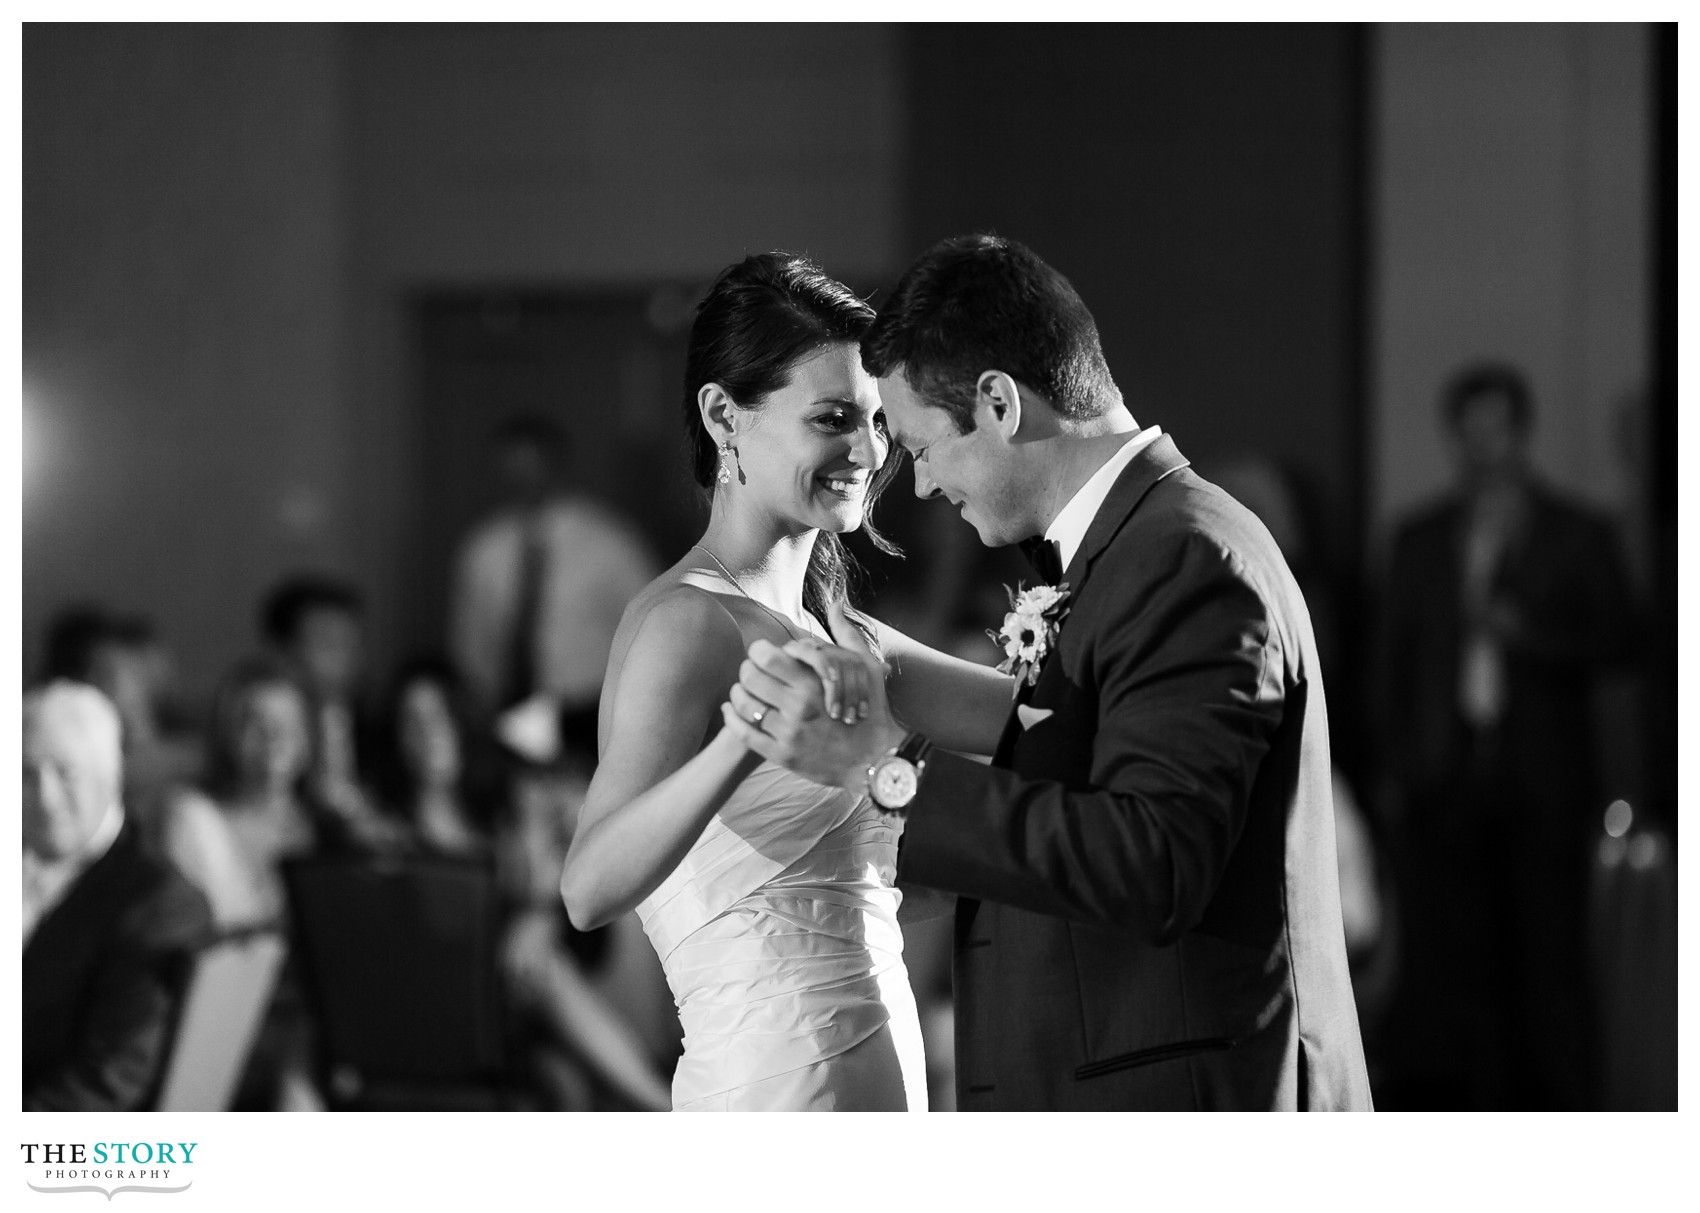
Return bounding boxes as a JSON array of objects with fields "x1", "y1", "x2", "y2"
[{"x1": 897, "y1": 528, "x2": 1285, "y2": 944}]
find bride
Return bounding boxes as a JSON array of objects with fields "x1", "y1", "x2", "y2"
[{"x1": 559, "y1": 252, "x2": 1012, "y2": 1111}]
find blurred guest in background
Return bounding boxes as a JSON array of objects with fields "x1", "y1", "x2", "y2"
[
  {"x1": 445, "y1": 415, "x2": 667, "y2": 1102},
  {"x1": 368, "y1": 654, "x2": 673, "y2": 1111},
  {"x1": 37, "y1": 605, "x2": 204, "y2": 838},
  {"x1": 450, "y1": 413, "x2": 657, "y2": 769},
  {"x1": 158, "y1": 656, "x2": 319, "y2": 930},
  {"x1": 1376, "y1": 362, "x2": 1638, "y2": 1109},
  {"x1": 368, "y1": 654, "x2": 502, "y2": 858},
  {"x1": 260, "y1": 574, "x2": 401, "y2": 848},
  {"x1": 24, "y1": 681, "x2": 212, "y2": 1111},
  {"x1": 497, "y1": 887, "x2": 675, "y2": 1112},
  {"x1": 156, "y1": 655, "x2": 326, "y2": 1110}
]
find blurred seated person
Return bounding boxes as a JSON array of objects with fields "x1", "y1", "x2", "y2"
[
  {"x1": 450, "y1": 413, "x2": 658, "y2": 769},
  {"x1": 156, "y1": 656, "x2": 325, "y2": 1109},
  {"x1": 370, "y1": 655, "x2": 672, "y2": 1111},
  {"x1": 159, "y1": 656, "x2": 319, "y2": 928},
  {"x1": 37, "y1": 605, "x2": 204, "y2": 838},
  {"x1": 259, "y1": 574, "x2": 403, "y2": 848},
  {"x1": 369, "y1": 655, "x2": 503, "y2": 858},
  {"x1": 24, "y1": 681, "x2": 213, "y2": 1110}
]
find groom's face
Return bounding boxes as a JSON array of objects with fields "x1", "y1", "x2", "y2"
[{"x1": 877, "y1": 371, "x2": 1029, "y2": 547}]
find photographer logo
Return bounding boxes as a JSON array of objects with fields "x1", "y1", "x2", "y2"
[{"x1": 21, "y1": 1142, "x2": 196, "y2": 1199}]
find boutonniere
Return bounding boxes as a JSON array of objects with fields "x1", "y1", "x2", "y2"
[{"x1": 989, "y1": 582, "x2": 1071, "y2": 694}]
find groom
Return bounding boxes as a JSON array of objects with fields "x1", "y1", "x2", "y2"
[{"x1": 729, "y1": 234, "x2": 1372, "y2": 1110}]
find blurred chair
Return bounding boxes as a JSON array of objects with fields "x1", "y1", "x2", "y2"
[
  {"x1": 156, "y1": 928, "x2": 287, "y2": 1111},
  {"x1": 282, "y1": 853, "x2": 509, "y2": 1110}
]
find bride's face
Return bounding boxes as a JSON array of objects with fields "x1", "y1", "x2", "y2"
[{"x1": 734, "y1": 342, "x2": 889, "y2": 534}]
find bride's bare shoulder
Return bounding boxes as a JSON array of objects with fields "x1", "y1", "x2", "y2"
[{"x1": 607, "y1": 575, "x2": 746, "y2": 690}]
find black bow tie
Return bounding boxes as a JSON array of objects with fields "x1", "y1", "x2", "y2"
[{"x1": 1018, "y1": 536, "x2": 1064, "y2": 585}]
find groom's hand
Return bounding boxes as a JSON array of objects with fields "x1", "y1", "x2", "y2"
[{"x1": 723, "y1": 639, "x2": 904, "y2": 792}]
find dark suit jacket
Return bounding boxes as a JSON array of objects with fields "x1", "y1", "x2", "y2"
[
  {"x1": 899, "y1": 435, "x2": 1372, "y2": 1110},
  {"x1": 1380, "y1": 481, "x2": 1637, "y2": 824},
  {"x1": 23, "y1": 821, "x2": 213, "y2": 1110}
]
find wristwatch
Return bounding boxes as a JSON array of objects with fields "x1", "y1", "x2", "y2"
[{"x1": 866, "y1": 731, "x2": 933, "y2": 814}]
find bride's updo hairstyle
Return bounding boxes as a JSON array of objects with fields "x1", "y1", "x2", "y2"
[{"x1": 683, "y1": 251, "x2": 901, "y2": 638}]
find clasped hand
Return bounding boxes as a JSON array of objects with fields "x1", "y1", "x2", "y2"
[{"x1": 720, "y1": 607, "x2": 905, "y2": 790}]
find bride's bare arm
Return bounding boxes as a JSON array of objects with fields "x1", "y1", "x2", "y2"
[
  {"x1": 875, "y1": 619, "x2": 1014, "y2": 756},
  {"x1": 561, "y1": 588, "x2": 760, "y2": 931}
]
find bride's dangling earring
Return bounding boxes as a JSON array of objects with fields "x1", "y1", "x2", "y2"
[{"x1": 719, "y1": 440, "x2": 745, "y2": 486}]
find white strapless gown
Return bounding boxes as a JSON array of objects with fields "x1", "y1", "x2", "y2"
[{"x1": 635, "y1": 760, "x2": 927, "y2": 1111}]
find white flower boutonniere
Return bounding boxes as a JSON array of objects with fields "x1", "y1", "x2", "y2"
[{"x1": 988, "y1": 582, "x2": 1072, "y2": 694}]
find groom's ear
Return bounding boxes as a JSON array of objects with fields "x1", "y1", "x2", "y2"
[
  {"x1": 698, "y1": 383, "x2": 738, "y2": 444},
  {"x1": 978, "y1": 370, "x2": 1024, "y2": 441}
]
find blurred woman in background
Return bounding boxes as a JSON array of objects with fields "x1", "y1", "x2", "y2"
[
  {"x1": 156, "y1": 654, "x2": 323, "y2": 1110},
  {"x1": 160, "y1": 656, "x2": 318, "y2": 930},
  {"x1": 368, "y1": 654, "x2": 500, "y2": 858},
  {"x1": 369, "y1": 653, "x2": 672, "y2": 1111}
]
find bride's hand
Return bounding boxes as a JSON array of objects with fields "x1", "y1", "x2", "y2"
[{"x1": 781, "y1": 599, "x2": 882, "y2": 725}]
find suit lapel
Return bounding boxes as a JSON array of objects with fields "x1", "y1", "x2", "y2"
[{"x1": 989, "y1": 435, "x2": 1191, "y2": 769}]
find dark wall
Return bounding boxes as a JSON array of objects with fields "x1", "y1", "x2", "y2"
[
  {"x1": 1648, "y1": 22, "x2": 1676, "y2": 835},
  {"x1": 23, "y1": 24, "x2": 353, "y2": 697},
  {"x1": 903, "y1": 23, "x2": 1362, "y2": 537},
  {"x1": 898, "y1": 22, "x2": 1366, "y2": 752}
]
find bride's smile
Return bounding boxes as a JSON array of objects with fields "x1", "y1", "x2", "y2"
[{"x1": 816, "y1": 471, "x2": 869, "y2": 498}]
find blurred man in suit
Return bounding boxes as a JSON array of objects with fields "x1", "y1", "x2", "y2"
[
  {"x1": 1377, "y1": 362, "x2": 1638, "y2": 1109},
  {"x1": 37, "y1": 604, "x2": 203, "y2": 840},
  {"x1": 261, "y1": 574, "x2": 403, "y2": 849},
  {"x1": 450, "y1": 414, "x2": 657, "y2": 768},
  {"x1": 23, "y1": 681, "x2": 212, "y2": 1110}
]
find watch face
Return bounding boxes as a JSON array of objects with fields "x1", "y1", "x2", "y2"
[{"x1": 872, "y1": 757, "x2": 918, "y2": 808}]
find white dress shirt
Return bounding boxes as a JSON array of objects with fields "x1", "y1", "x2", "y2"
[
  {"x1": 451, "y1": 495, "x2": 658, "y2": 712},
  {"x1": 1456, "y1": 491, "x2": 1519, "y2": 729},
  {"x1": 1045, "y1": 425, "x2": 1165, "y2": 570}
]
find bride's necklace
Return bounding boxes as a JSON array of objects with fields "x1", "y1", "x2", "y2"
[{"x1": 691, "y1": 544, "x2": 820, "y2": 642}]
